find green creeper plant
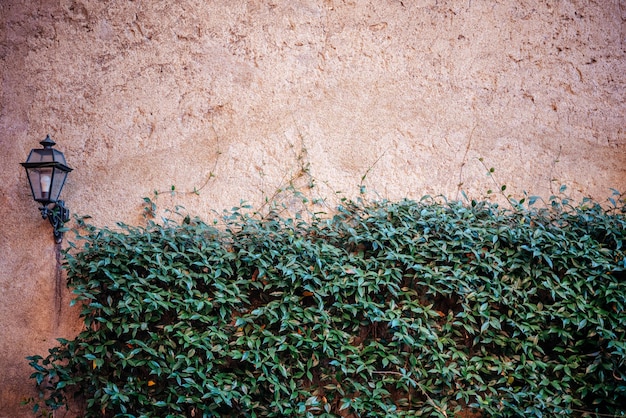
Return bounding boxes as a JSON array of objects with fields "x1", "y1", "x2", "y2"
[{"x1": 27, "y1": 191, "x2": 626, "y2": 417}]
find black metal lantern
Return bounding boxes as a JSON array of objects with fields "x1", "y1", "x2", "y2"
[{"x1": 21, "y1": 135, "x2": 73, "y2": 243}]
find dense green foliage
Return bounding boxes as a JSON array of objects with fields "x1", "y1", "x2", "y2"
[{"x1": 28, "y1": 193, "x2": 626, "y2": 417}]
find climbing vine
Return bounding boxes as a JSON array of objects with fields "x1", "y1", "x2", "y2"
[{"x1": 27, "y1": 190, "x2": 626, "y2": 417}]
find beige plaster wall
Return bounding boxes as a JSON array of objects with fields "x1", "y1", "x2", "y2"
[{"x1": 1, "y1": 0, "x2": 624, "y2": 415}]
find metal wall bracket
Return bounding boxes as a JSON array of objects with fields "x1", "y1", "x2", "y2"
[{"x1": 40, "y1": 200, "x2": 70, "y2": 243}]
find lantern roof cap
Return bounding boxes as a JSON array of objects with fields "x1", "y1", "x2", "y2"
[
  {"x1": 21, "y1": 135, "x2": 73, "y2": 173},
  {"x1": 40, "y1": 134, "x2": 56, "y2": 148}
]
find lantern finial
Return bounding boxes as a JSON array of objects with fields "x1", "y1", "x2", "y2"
[{"x1": 40, "y1": 134, "x2": 56, "y2": 148}]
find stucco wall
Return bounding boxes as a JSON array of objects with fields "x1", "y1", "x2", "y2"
[{"x1": 1, "y1": 0, "x2": 624, "y2": 415}]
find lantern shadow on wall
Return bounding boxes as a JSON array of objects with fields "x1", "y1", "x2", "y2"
[{"x1": 21, "y1": 135, "x2": 73, "y2": 243}]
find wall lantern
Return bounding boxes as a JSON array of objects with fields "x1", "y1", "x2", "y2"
[{"x1": 21, "y1": 135, "x2": 73, "y2": 243}]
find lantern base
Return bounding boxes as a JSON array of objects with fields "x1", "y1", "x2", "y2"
[{"x1": 40, "y1": 201, "x2": 70, "y2": 243}]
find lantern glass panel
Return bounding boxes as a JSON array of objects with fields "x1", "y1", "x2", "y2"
[
  {"x1": 48, "y1": 168, "x2": 68, "y2": 202},
  {"x1": 25, "y1": 166, "x2": 52, "y2": 202}
]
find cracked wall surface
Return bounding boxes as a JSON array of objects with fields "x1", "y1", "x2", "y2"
[{"x1": 1, "y1": 0, "x2": 625, "y2": 415}]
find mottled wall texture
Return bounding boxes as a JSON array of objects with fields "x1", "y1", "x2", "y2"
[{"x1": 1, "y1": 0, "x2": 624, "y2": 415}]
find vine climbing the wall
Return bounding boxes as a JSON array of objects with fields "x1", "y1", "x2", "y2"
[{"x1": 26, "y1": 189, "x2": 626, "y2": 417}]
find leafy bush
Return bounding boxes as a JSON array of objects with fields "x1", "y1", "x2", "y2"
[{"x1": 27, "y1": 193, "x2": 626, "y2": 417}]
